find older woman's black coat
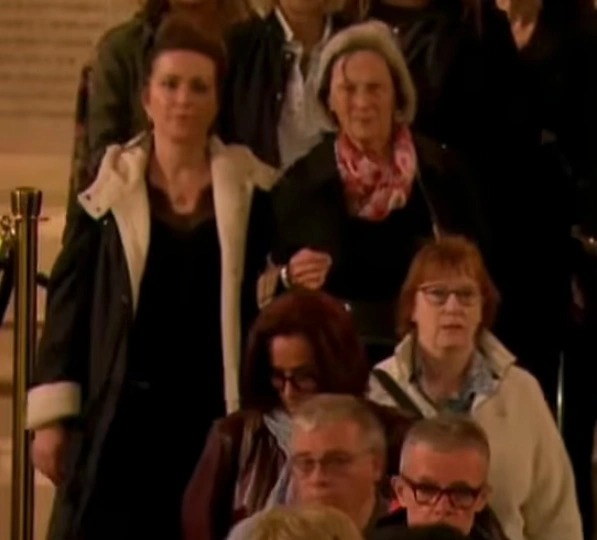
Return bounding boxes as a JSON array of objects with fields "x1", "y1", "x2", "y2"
[{"x1": 271, "y1": 133, "x2": 488, "y2": 348}]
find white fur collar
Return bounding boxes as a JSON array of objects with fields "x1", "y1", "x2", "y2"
[{"x1": 79, "y1": 132, "x2": 278, "y2": 218}]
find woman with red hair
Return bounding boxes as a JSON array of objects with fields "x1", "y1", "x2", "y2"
[{"x1": 369, "y1": 236, "x2": 581, "y2": 540}]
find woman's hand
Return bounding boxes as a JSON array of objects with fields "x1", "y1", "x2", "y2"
[
  {"x1": 288, "y1": 248, "x2": 332, "y2": 290},
  {"x1": 31, "y1": 423, "x2": 70, "y2": 486}
]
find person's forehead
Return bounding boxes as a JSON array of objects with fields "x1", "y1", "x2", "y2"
[
  {"x1": 291, "y1": 419, "x2": 363, "y2": 451},
  {"x1": 332, "y1": 50, "x2": 392, "y2": 79},
  {"x1": 418, "y1": 266, "x2": 478, "y2": 287},
  {"x1": 403, "y1": 442, "x2": 487, "y2": 480}
]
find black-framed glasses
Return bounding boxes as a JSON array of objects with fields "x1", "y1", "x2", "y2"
[
  {"x1": 400, "y1": 473, "x2": 484, "y2": 510},
  {"x1": 270, "y1": 369, "x2": 317, "y2": 392},
  {"x1": 418, "y1": 284, "x2": 480, "y2": 307}
]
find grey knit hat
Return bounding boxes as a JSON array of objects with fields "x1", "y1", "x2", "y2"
[{"x1": 315, "y1": 20, "x2": 417, "y2": 124}]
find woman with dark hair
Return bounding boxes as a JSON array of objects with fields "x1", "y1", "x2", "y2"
[
  {"x1": 89, "y1": 0, "x2": 252, "y2": 159},
  {"x1": 65, "y1": 0, "x2": 253, "y2": 228},
  {"x1": 29, "y1": 19, "x2": 275, "y2": 540},
  {"x1": 220, "y1": 0, "x2": 351, "y2": 169},
  {"x1": 182, "y1": 289, "x2": 413, "y2": 540}
]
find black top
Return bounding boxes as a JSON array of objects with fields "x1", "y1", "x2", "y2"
[
  {"x1": 128, "y1": 215, "x2": 225, "y2": 433},
  {"x1": 272, "y1": 134, "x2": 485, "y2": 344},
  {"x1": 93, "y1": 209, "x2": 226, "y2": 534},
  {"x1": 370, "y1": 508, "x2": 508, "y2": 540},
  {"x1": 368, "y1": 1, "x2": 533, "y2": 157},
  {"x1": 330, "y1": 181, "x2": 432, "y2": 302}
]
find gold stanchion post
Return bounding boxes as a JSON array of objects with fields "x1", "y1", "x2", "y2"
[{"x1": 11, "y1": 188, "x2": 42, "y2": 540}]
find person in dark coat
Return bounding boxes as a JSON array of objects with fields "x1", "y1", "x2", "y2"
[
  {"x1": 220, "y1": 0, "x2": 352, "y2": 168},
  {"x1": 269, "y1": 21, "x2": 488, "y2": 363},
  {"x1": 29, "y1": 19, "x2": 276, "y2": 540}
]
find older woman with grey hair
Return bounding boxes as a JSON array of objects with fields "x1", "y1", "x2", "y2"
[
  {"x1": 270, "y1": 20, "x2": 488, "y2": 364},
  {"x1": 220, "y1": 0, "x2": 352, "y2": 168}
]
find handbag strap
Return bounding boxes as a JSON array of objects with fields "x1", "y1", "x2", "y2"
[{"x1": 371, "y1": 369, "x2": 424, "y2": 419}]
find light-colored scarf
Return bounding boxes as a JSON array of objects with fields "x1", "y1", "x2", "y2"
[
  {"x1": 262, "y1": 408, "x2": 293, "y2": 508},
  {"x1": 335, "y1": 125, "x2": 417, "y2": 221}
]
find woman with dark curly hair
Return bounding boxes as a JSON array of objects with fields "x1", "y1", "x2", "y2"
[{"x1": 182, "y1": 289, "x2": 413, "y2": 540}]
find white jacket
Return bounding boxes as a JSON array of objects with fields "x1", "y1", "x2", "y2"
[{"x1": 369, "y1": 331, "x2": 582, "y2": 540}]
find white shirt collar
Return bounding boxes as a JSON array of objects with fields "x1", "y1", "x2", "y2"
[{"x1": 274, "y1": 7, "x2": 333, "y2": 46}]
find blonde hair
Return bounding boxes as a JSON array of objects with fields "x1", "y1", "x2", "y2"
[
  {"x1": 247, "y1": 505, "x2": 363, "y2": 540},
  {"x1": 249, "y1": 0, "x2": 347, "y2": 16}
]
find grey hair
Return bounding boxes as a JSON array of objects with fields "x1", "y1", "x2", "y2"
[
  {"x1": 249, "y1": 0, "x2": 347, "y2": 16},
  {"x1": 400, "y1": 414, "x2": 491, "y2": 472},
  {"x1": 292, "y1": 394, "x2": 386, "y2": 456}
]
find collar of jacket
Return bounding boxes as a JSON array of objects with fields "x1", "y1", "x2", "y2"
[
  {"x1": 79, "y1": 132, "x2": 277, "y2": 217},
  {"x1": 263, "y1": 10, "x2": 349, "y2": 44},
  {"x1": 273, "y1": 7, "x2": 334, "y2": 44},
  {"x1": 133, "y1": 11, "x2": 157, "y2": 52},
  {"x1": 78, "y1": 131, "x2": 278, "y2": 412},
  {"x1": 391, "y1": 331, "x2": 516, "y2": 387}
]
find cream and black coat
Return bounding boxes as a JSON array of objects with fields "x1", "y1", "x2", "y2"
[{"x1": 27, "y1": 133, "x2": 277, "y2": 540}]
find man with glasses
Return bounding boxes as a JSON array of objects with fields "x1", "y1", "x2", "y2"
[
  {"x1": 372, "y1": 415, "x2": 508, "y2": 540},
  {"x1": 289, "y1": 394, "x2": 389, "y2": 534},
  {"x1": 227, "y1": 394, "x2": 395, "y2": 539}
]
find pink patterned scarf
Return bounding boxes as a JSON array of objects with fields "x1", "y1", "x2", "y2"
[{"x1": 335, "y1": 126, "x2": 417, "y2": 221}]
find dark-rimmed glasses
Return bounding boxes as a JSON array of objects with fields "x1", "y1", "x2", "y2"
[
  {"x1": 418, "y1": 284, "x2": 480, "y2": 307},
  {"x1": 270, "y1": 370, "x2": 317, "y2": 392},
  {"x1": 400, "y1": 473, "x2": 484, "y2": 510}
]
